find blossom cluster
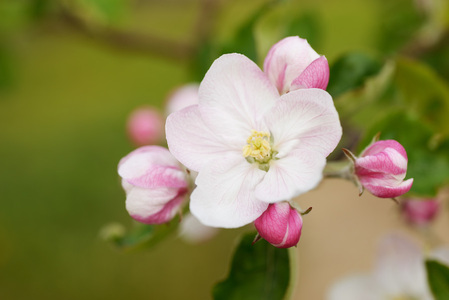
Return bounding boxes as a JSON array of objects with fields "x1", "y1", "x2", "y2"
[{"x1": 117, "y1": 36, "x2": 415, "y2": 249}]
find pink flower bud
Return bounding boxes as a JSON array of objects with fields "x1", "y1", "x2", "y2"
[
  {"x1": 118, "y1": 146, "x2": 188, "y2": 224},
  {"x1": 401, "y1": 199, "x2": 439, "y2": 226},
  {"x1": 254, "y1": 202, "x2": 303, "y2": 248},
  {"x1": 354, "y1": 140, "x2": 414, "y2": 198},
  {"x1": 165, "y1": 84, "x2": 199, "y2": 115},
  {"x1": 264, "y1": 36, "x2": 329, "y2": 94},
  {"x1": 127, "y1": 106, "x2": 164, "y2": 146}
]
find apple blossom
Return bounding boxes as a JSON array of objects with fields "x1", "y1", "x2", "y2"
[
  {"x1": 165, "y1": 84, "x2": 199, "y2": 115},
  {"x1": 401, "y1": 198, "x2": 439, "y2": 226},
  {"x1": 344, "y1": 140, "x2": 414, "y2": 198},
  {"x1": 118, "y1": 146, "x2": 189, "y2": 224},
  {"x1": 327, "y1": 234, "x2": 449, "y2": 300},
  {"x1": 127, "y1": 106, "x2": 164, "y2": 146},
  {"x1": 264, "y1": 36, "x2": 329, "y2": 94},
  {"x1": 166, "y1": 53, "x2": 342, "y2": 228},
  {"x1": 254, "y1": 202, "x2": 303, "y2": 248}
]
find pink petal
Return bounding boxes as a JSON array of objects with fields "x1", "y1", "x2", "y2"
[
  {"x1": 118, "y1": 146, "x2": 187, "y2": 188},
  {"x1": 254, "y1": 202, "x2": 303, "y2": 248},
  {"x1": 255, "y1": 149, "x2": 326, "y2": 202},
  {"x1": 363, "y1": 178, "x2": 414, "y2": 198},
  {"x1": 264, "y1": 36, "x2": 320, "y2": 94},
  {"x1": 361, "y1": 140, "x2": 408, "y2": 160},
  {"x1": 264, "y1": 88, "x2": 342, "y2": 158},
  {"x1": 166, "y1": 105, "x2": 237, "y2": 172},
  {"x1": 189, "y1": 155, "x2": 268, "y2": 228},
  {"x1": 125, "y1": 186, "x2": 186, "y2": 224},
  {"x1": 356, "y1": 148, "x2": 408, "y2": 176},
  {"x1": 402, "y1": 199, "x2": 440, "y2": 226},
  {"x1": 127, "y1": 107, "x2": 164, "y2": 146},
  {"x1": 124, "y1": 166, "x2": 188, "y2": 189},
  {"x1": 198, "y1": 53, "x2": 279, "y2": 144},
  {"x1": 291, "y1": 56, "x2": 329, "y2": 90}
]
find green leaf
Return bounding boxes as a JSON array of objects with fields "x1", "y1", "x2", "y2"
[
  {"x1": 421, "y1": 41, "x2": 449, "y2": 82},
  {"x1": 28, "y1": 0, "x2": 54, "y2": 20},
  {"x1": 212, "y1": 232, "x2": 291, "y2": 300},
  {"x1": 394, "y1": 58, "x2": 449, "y2": 136},
  {"x1": 189, "y1": 41, "x2": 218, "y2": 81},
  {"x1": 327, "y1": 52, "x2": 382, "y2": 98},
  {"x1": 426, "y1": 260, "x2": 449, "y2": 299},
  {"x1": 336, "y1": 58, "x2": 449, "y2": 196},
  {"x1": 377, "y1": 0, "x2": 425, "y2": 54},
  {"x1": 101, "y1": 218, "x2": 179, "y2": 252}
]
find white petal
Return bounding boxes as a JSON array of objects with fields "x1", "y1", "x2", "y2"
[
  {"x1": 265, "y1": 89, "x2": 342, "y2": 158},
  {"x1": 166, "y1": 105, "x2": 237, "y2": 172},
  {"x1": 264, "y1": 36, "x2": 320, "y2": 94},
  {"x1": 327, "y1": 275, "x2": 382, "y2": 300},
  {"x1": 198, "y1": 53, "x2": 279, "y2": 144},
  {"x1": 373, "y1": 234, "x2": 430, "y2": 298},
  {"x1": 118, "y1": 146, "x2": 187, "y2": 188},
  {"x1": 179, "y1": 213, "x2": 219, "y2": 244},
  {"x1": 255, "y1": 149, "x2": 326, "y2": 202},
  {"x1": 190, "y1": 155, "x2": 268, "y2": 228},
  {"x1": 118, "y1": 145, "x2": 179, "y2": 179},
  {"x1": 125, "y1": 186, "x2": 178, "y2": 218},
  {"x1": 165, "y1": 83, "x2": 199, "y2": 115},
  {"x1": 430, "y1": 247, "x2": 449, "y2": 266}
]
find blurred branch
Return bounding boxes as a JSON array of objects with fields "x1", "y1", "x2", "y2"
[
  {"x1": 59, "y1": 7, "x2": 196, "y2": 61},
  {"x1": 57, "y1": 0, "x2": 224, "y2": 62},
  {"x1": 193, "y1": 0, "x2": 222, "y2": 45},
  {"x1": 401, "y1": 29, "x2": 449, "y2": 58}
]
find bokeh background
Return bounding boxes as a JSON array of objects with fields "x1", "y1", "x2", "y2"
[{"x1": 1, "y1": 0, "x2": 449, "y2": 299}]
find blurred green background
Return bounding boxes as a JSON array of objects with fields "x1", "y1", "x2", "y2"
[{"x1": 0, "y1": 0, "x2": 448, "y2": 299}]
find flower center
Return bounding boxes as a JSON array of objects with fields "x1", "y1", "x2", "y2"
[{"x1": 242, "y1": 130, "x2": 274, "y2": 169}]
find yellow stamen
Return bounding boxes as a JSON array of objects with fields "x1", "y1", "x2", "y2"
[{"x1": 242, "y1": 130, "x2": 272, "y2": 160}]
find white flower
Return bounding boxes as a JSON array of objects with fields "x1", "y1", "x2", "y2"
[{"x1": 166, "y1": 53, "x2": 342, "y2": 228}]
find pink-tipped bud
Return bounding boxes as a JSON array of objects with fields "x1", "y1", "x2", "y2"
[
  {"x1": 263, "y1": 36, "x2": 329, "y2": 95},
  {"x1": 353, "y1": 140, "x2": 414, "y2": 198},
  {"x1": 254, "y1": 202, "x2": 303, "y2": 248},
  {"x1": 401, "y1": 199, "x2": 439, "y2": 226},
  {"x1": 118, "y1": 146, "x2": 188, "y2": 224},
  {"x1": 127, "y1": 106, "x2": 164, "y2": 146},
  {"x1": 165, "y1": 84, "x2": 199, "y2": 115}
]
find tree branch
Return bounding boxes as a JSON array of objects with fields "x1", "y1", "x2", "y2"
[{"x1": 59, "y1": 7, "x2": 196, "y2": 62}]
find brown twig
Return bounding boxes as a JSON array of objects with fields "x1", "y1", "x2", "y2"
[
  {"x1": 192, "y1": 0, "x2": 222, "y2": 46},
  {"x1": 58, "y1": 4, "x2": 204, "y2": 62},
  {"x1": 401, "y1": 29, "x2": 449, "y2": 58}
]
